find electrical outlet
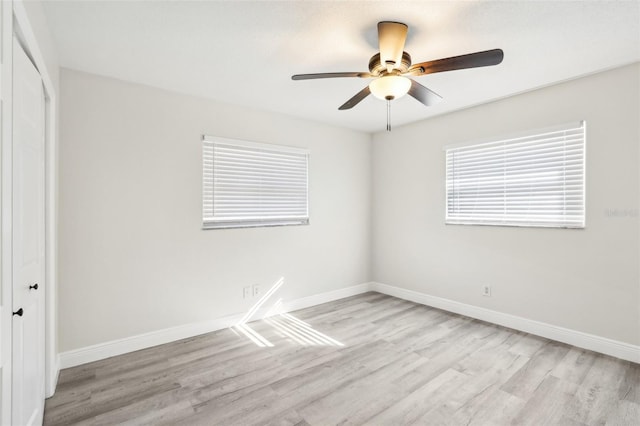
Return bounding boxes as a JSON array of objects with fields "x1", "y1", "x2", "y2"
[
  {"x1": 482, "y1": 285, "x2": 491, "y2": 297},
  {"x1": 243, "y1": 286, "x2": 251, "y2": 299},
  {"x1": 252, "y1": 285, "x2": 261, "y2": 297}
]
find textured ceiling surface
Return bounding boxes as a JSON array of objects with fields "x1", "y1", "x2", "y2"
[{"x1": 42, "y1": 1, "x2": 640, "y2": 133}]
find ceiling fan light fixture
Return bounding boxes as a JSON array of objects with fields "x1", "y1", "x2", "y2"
[{"x1": 369, "y1": 75, "x2": 411, "y2": 101}]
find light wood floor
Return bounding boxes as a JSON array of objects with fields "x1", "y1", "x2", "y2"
[{"x1": 44, "y1": 292, "x2": 640, "y2": 425}]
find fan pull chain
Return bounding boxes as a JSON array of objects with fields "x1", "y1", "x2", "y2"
[{"x1": 386, "y1": 99, "x2": 391, "y2": 132}]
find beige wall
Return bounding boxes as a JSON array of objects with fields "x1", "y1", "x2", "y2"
[
  {"x1": 59, "y1": 63, "x2": 639, "y2": 353},
  {"x1": 58, "y1": 69, "x2": 372, "y2": 352},
  {"x1": 372, "y1": 63, "x2": 640, "y2": 345}
]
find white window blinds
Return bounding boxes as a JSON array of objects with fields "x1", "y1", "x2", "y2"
[
  {"x1": 203, "y1": 136, "x2": 309, "y2": 229},
  {"x1": 445, "y1": 121, "x2": 585, "y2": 228}
]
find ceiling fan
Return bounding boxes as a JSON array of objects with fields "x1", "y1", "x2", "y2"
[{"x1": 292, "y1": 21, "x2": 504, "y2": 130}]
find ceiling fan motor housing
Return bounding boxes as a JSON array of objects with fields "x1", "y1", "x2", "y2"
[{"x1": 369, "y1": 51, "x2": 412, "y2": 75}]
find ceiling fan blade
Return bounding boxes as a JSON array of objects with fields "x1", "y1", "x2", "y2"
[
  {"x1": 292, "y1": 72, "x2": 372, "y2": 80},
  {"x1": 378, "y1": 21, "x2": 408, "y2": 70},
  {"x1": 407, "y1": 49, "x2": 504, "y2": 76},
  {"x1": 408, "y1": 79, "x2": 442, "y2": 107},
  {"x1": 338, "y1": 86, "x2": 371, "y2": 110}
]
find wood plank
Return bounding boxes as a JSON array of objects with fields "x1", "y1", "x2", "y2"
[{"x1": 44, "y1": 293, "x2": 640, "y2": 425}]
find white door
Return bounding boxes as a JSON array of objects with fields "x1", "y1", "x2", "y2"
[{"x1": 12, "y1": 37, "x2": 45, "y2": 426}]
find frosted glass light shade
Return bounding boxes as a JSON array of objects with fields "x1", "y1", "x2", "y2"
[{"x1": 369, "y1": 76, "x2": 411, "y2": 100}]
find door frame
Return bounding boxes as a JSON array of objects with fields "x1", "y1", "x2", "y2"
[{"x1": 1, "y1": 2, "x2": 58, "y2": 418}]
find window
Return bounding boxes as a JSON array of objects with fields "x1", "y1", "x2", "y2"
[
  {"x1": 445, "y1": 121, "x2": 585, "y2": 228},
  {"x1": 202, "y1": 136, "x2": 309, "y2": 229}
]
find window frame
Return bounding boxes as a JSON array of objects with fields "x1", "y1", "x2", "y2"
[
  {"x1": 444, "y1": 121, "x2": 586, "y2": 229},
  {"x1": 202, "y1": 135, "x2": 310, "y2": 230}
]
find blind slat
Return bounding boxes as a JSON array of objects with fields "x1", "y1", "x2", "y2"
[
  {"x1": 445, "y1": 122, "x2": 585, "y2": 228},
  {"x1": 203, "y1": 137, "x2": 309, "y2": 229}
]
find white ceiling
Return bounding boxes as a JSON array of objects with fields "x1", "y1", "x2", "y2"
[{"x1": 42, "y1": 1, "x2": 640, "y2": 133}]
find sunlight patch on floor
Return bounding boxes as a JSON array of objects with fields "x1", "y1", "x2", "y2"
[{"x1": 232, "y1": 277, "x2": 343, "y2": 347}]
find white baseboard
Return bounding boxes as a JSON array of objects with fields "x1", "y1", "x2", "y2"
[
  {"x1": 59, "y1": 281, "x2": 639, "y2": 370},
  {"x1": 59, "y1": 282, "x2": 373, "y2": 369},
  {"x1": 371, "y1": 282, "x2": 640, "y2": 364},
  {"x1": 280, "y1": 282, "x2": 372, "y2": 312}
]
